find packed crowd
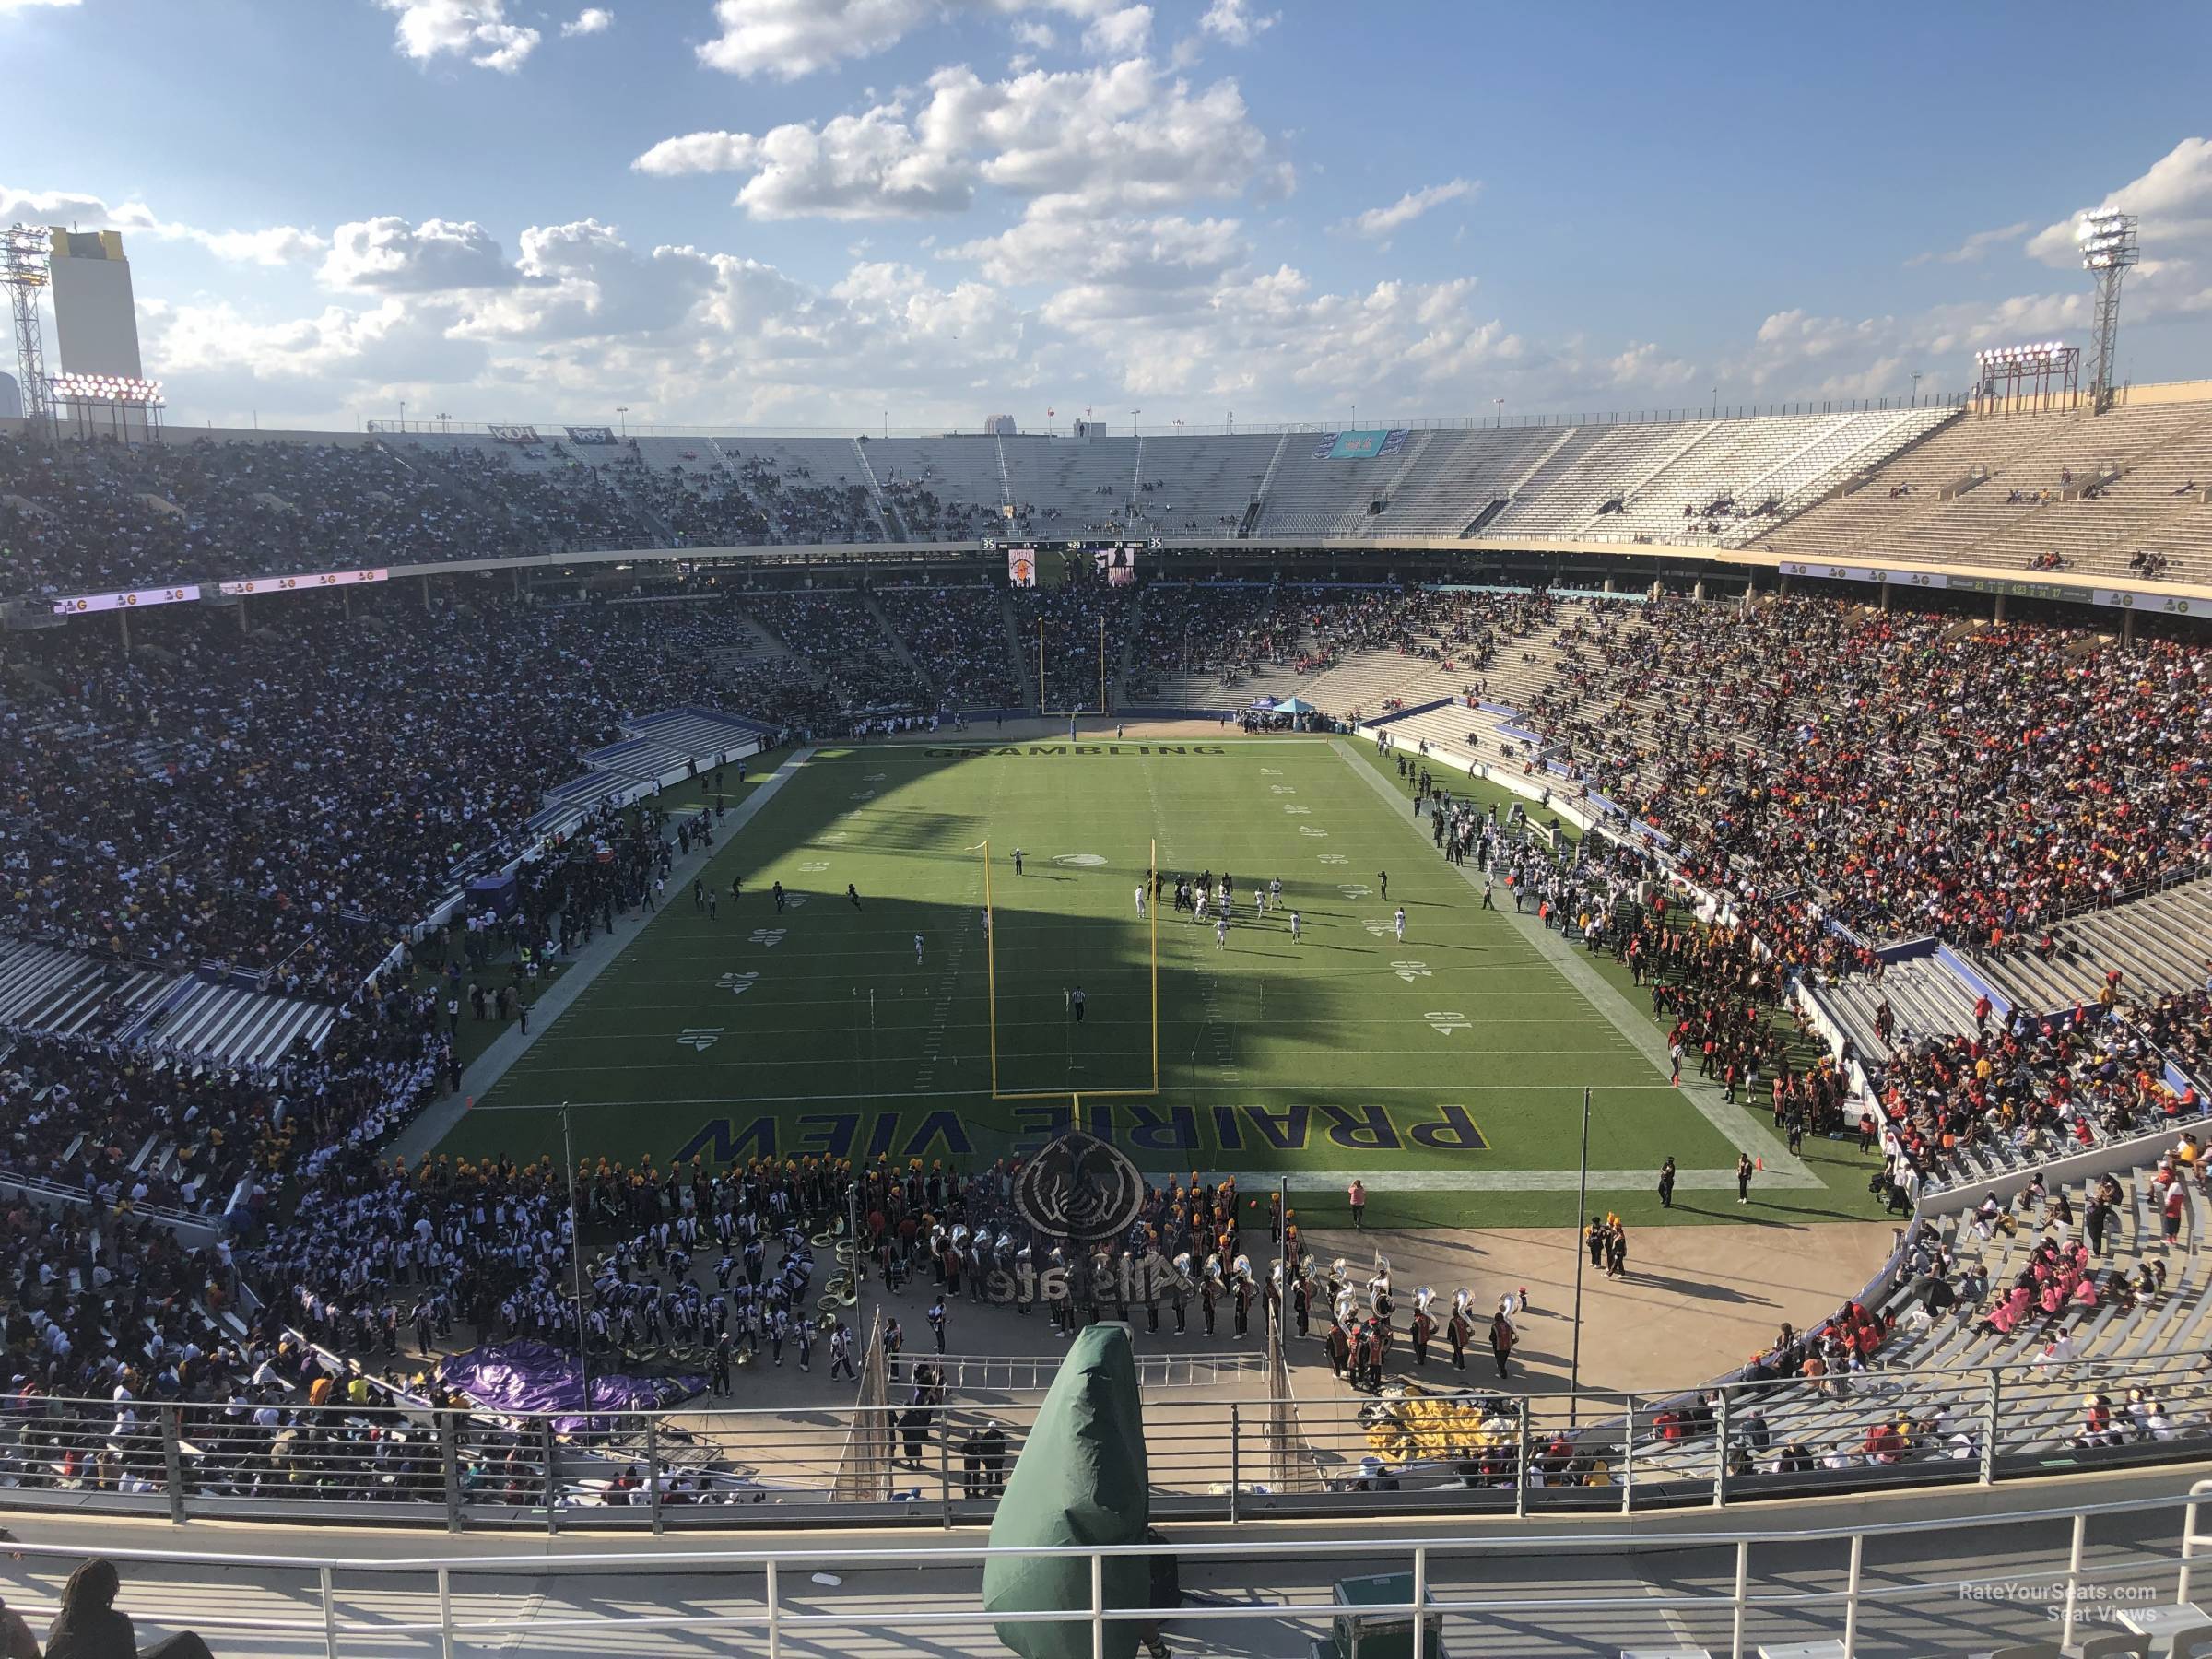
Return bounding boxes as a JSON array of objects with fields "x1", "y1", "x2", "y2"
[
  {"x1": 0, "y1": 594, "x2": 762, "y2": 992},
  {"x1": 872, "y1": 583, "x2": 1025, "y2": 710},
  {"x1": 0, "y1": 432, "x2": 665, "y2": 594},
  {"x1": 1523, "y1": 595, "x2": 2212, "y2": 947},
  {"x1": 747, "y1": 592, "x2": 930, "y2": 710},
  {"x1": 1009, "y1": 573, "x2": 1137, "y2": 711}
]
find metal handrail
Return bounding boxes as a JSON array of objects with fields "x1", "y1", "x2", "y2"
[{"x1": 0, "y1": 1485, "x2": 2201, "y2": 1659}]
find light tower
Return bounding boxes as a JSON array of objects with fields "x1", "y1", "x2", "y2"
[
  {"x1": 3, "y1": 224, "x2": 53, "y2": 422},
  {"x1": 2078, "y1": 209, "x2": 2139, "y2": 415}
]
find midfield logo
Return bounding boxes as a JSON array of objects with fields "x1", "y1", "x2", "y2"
[
  {"x1": 749, "y1": 928, "x2": 789, "y2": 947},
  {"x1": 716, "y1": 972, "x2": 760, "y2": 996},
  {"x1": 677, "y1": 1028, "x2": 725, "y2": 1052}
]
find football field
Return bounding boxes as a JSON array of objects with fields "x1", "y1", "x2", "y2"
[{"x1": 440, "y1": 735, "x2": 1882, "y2": 1230}]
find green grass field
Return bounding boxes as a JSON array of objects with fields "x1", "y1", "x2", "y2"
[{"x1": 439, "y1": 734, "x2": 1889, "y2": 1230}]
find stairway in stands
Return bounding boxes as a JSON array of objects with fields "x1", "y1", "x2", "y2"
[{"x1": 995, "y1": 588, "x2": 1036, "y2": 711}]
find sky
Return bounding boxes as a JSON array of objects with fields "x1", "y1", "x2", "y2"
[{"x1": 6, "y1": 0, "x2": 2212, "y2": 433}]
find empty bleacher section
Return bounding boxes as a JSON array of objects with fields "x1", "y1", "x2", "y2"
[
  {"x1": 1978, "y1": 876, "x2": 2212, "y2": 1013},
  {"x1": 1764, "y1": 399, "x2": 2212, "y2": 582},
  {"x1": 0, "y1": 936, "x2": 166, "y2": 1041},
  {"x1": 533, "y1": 707, "x2": 777, "y2": 831}
]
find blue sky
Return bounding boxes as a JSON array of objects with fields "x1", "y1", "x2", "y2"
[{"x1": 6, "y1": 0, "x2": 2212, "y2": 430}]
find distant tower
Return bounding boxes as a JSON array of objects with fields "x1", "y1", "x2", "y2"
[
  {"x1": 985, "y1": 413, "x2": 1018, "y2": 435},
  {"x1": 49, "y1": 229, "x2": 144, "y2": 379},
  {"x1": 0, "y1": 371, "x2": 21, "y2": 421},
  {"x1": 2, "y1": 224, "x2": 52, "y2": 421},
  {"x1": 2077, "y1": 210, "x2": 2140, "y2": 416},
  {"x1": 44, "y1": 229, "x2": 161, "y2": 436}
]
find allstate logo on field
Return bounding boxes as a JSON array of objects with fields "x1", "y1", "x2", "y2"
[{"x1": 1015, "y1": 1129, "x2": 1146, "y2": 1241}]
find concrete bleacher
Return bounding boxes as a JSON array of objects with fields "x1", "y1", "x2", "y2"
[
  {"x1": 1122, "y1": 432, "x2": 1278, "y2": 535},
  {"x1": 1760, "y1": 400, "x2": 2212, "y2": 583},
  {"x1": 1630, "y1": 1140, "x2": 2212, "y2": 1485},
  {"x1": 0, "y1": 937, "x2": 169, "y2": 1041},
  {"x1": 529, "y1": 706, "x2": 775, "y2": 834},
  {"x1": 128, "y1": 977, "x2": 336, "y2": 1067},
  {"x1": 1980, "y1": 877, "x2": 2212, "y2": 1012}
]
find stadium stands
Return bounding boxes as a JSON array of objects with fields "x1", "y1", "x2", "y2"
[
  {"x1": 16, "y1": 394, "x2": 2212, "y2": 1538},
  {"x1": 1763, "y1": 401, "x2": 2212, "y2": 582},
  {"x1": 3, "y1": 404, "x2": 2014, "y2": 595}
]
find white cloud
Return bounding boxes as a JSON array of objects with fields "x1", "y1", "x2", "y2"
[
  {"x1": 118, "y1": 201, "x2": 1568, "y2": 433},
  {"x1": 694, "y1": 0, "x2": 1160, "y2": 79},
  {"x1": 632, "y1": 131, "x2": 760, "y2": 178},
  {"x1": 636, "y1": 57, "x2": 1274, "y2": 220},
  {"x1": 695, "y1": 0, "x2": 933, "y2": 78},
  {"x1": 561, "y1": 6, "x2": 612, "y2": 35},
  {"x1": 1009, "y1": 17, "x2": 1055, "y2": 46},
  {"x1": 1904, "y1": 221, "x2": 2030, "y2": 267},
  {"x1": 639, "y1": 104, "x2": 971, "y2": 218},
  {"x1": 1199, "y1": 0, "x2": 1274, "y2": 44},
  {"x1": 194, "y1": 225, "x2": 331, "y2": 266},
  {"x1": 1081, "y1": 4, "x2": 1148, "y2": 55},
  {"x1": 0, "y1": 0, "x2": 81, "y2": 10},
  {"x1": 453, "y1": 219, "x2": 720, "y2": 341},
  {"x1": 1606, "y1": 341, "x2": 1695, "y2": 389},
  {"x1": 374, "y1": 0, "x2": 540, "y2": 72},
  {"x1": 0, "y1": 184, "x2": 324, "y2": 266},
  {"x1": 1338, "y1": 178, "x2": 1475, "y2": 242},
  {"x1": 2029, "y1": 136, "x2": 2212, "y2": 267},
  {"x1": 0, "y1": 185, "x2": 158, "y2": 229},
  {"x1": 320, "y1": 216, "x2": 516, "y2": 292}
]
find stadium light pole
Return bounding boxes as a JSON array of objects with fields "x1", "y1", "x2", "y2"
[
  {"x1": 2079, "y1": 209, "x2": 2140, "y2": 414},
  {"x1": 560, "y1": 1102, "x2": 593, "y2": 1424},
  {"x1": 1568, "y1": 1086, "x2": 1591, "y2": 1427}
]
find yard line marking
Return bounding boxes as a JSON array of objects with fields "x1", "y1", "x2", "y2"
[
  {"x1": 1330, "y1": 735, "x2": 1815, "y2": 1182},
  {"x1": 474, "y1": 1082, "x2": 1690, "y2": 1109}
]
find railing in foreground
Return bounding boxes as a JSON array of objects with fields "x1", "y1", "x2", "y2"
[
  {"x1": 3, "y1": 1344, "x2": 2206, "y2": 1532},
  {"x1": 0, "y1": 1483, "x2": 2204, "y2": 1659}
]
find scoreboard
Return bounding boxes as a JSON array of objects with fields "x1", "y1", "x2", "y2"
[{"x1": 988, "y1": 537, "x2": 1156, "y2": 588}]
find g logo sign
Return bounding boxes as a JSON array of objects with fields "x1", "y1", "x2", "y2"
[{"x1": 1014, "y1": 1130, "x2": 1146, "y2": 1242}]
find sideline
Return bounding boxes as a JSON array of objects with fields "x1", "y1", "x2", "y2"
[
  {"x1": 390, "y1": 747, "x2": 817, "y2": 1159},
  {"x1": 1330, "y1": 735, "x2": 1818, "y2": 1189}
]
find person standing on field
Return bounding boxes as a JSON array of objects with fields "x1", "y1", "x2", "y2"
[{"x1": 1347, "y1": 1178, "x2": 1367, "y2": 1230}]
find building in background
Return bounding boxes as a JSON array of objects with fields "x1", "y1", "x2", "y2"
[
  {"x1": 47, "y1": 229, "x2": 161, "y2": 438},
  {"x1": 0, "y1": 371, "x2": 21, "y2": 421},
  {"x1": 985, "y1": 413, "x2": 1018, "y2": 435}
]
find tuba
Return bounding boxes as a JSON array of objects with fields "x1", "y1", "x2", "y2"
[
  {"x1": 1452, "y1": 1288, "x2": 1474, "y2": 1324},
  {"x1": 950, "y1": 1223, "x2": 971, "y2": 1255},
  {"x1": 1232, "y1": 1253, "x2": 1253, "y2": 1288},
  {"x1": 1415, "y1": 1287, "x2": 1435, "y2": 1317},
  {"x1": 1334, "y1": 1287, "x2": 1358, "y2": 1327},
  {"x1": 1171, "y1": 1252, "x2": 1194, "y2": 1297},
  {"x1": 1204, "y1": 1253, "x2": 1224, "y2": 1288}
]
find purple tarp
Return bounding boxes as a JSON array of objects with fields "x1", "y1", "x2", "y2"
[{"x1": 439, "y1": 1340, "x2": 707, "y2": 1432}]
